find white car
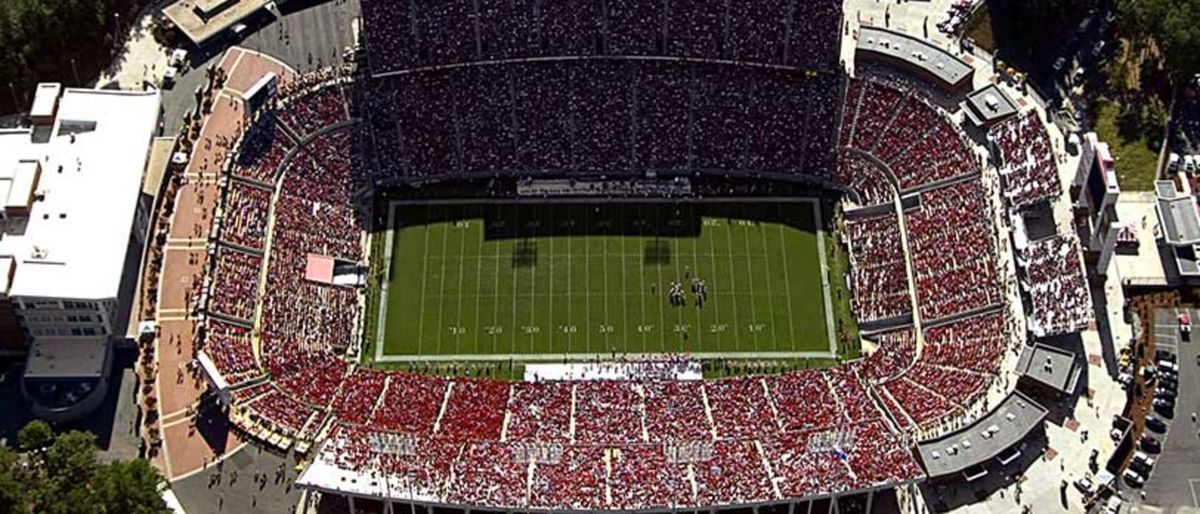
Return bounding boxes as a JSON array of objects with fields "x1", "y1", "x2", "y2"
[
  {"x1": 1103, "y1": 496, "x2": 1121, "y2": 514},
  {"x1": 1075, "y1": 476, "x2": 1097, "y2": 496},
  {"x1": 1158, "y1": 360, "x2": 1180, "y2": 373},
  {"x1": 1123, "y1": 469, "x2": 1146, "y2": 487}
]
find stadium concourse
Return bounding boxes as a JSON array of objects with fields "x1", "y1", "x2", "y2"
[
  {"x1": 132, "y1": 2, "x2": 1103, "y2": 514},
  {"x1": 145, "y1": 47, "x2": 296, "y2": 481}
]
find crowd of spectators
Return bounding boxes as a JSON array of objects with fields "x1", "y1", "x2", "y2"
[
  {"x1": 231, "y1": 114, "x2": 294, "y2": 185},
  {"x1": 1021, "y1": 235, "x2": 1092, "y2": 337},
  {"x1": 277, "y1": 84, "x2": 351, "y2": 138},
  {"x1": 220, "y1": 182, "x2": 271, "y2": 250},
  {"x1": 834, "y1": 150, "x2": 895, "y2": 207},
  {"x1": 844, "y1": 213, "x2": 911, "y2": 323},
  {"x1": 989, "y1": 112, "x2": 1061, "y2": 210},
  {"x1": 854, "y1": 329, "x2": 915, "y2": 386},
  {"x1": 922, "y1": 313, "x2": 1008, "y2": 374},
  {"x1": 841, "y1": 78, "x2": 980, "y2": 191},
  {"x1": 202, "y1": 319, "x2": 259, "y2": 382},
  {"x1": 906, "y1": 180, "x2": 1002, "y2": 320},
  {"x1": 209, "y1": 247, "x2": 262, "y2": 321},
  {"x1": 360, "y1": 0, "x2": 841, "y2": 74},
  {"x1": 367, "y1": 60, "x2": 840, "y2": 182}
]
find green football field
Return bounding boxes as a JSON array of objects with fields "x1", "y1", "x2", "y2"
[{"x1": 375, "y1": 201, "x2": 834, "y2": 360}]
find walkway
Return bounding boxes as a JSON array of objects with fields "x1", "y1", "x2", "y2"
[{"x1": 146, "y1": 47, "x2": 295, "y2": 481}]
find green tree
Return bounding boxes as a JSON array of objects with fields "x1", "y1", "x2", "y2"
[
  {"x1": 2, "y1": 421, "x2": 170, "y2": 514},
  {"x1": 16, "y1": 420, "x2": 52, "y2": 452}
]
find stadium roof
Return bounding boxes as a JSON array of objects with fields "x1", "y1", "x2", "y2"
[
  {"x1": 916, "y1": 390, "x2": 1048, "y2": 478},
  {"x1": 24, "y1": 336, "x2": 109, "y2": 379},
  {"x1": 0, "y1": 87, "x2": 160, "y2": 300},
  {"x1": 1015, "y1": 343, "x2": 1081, "y2": 395},
  {"x1": 1155, "y1": 180, "x2": 1200, "y2": 246},
  {"x1": 856, "y1": 27, "x2": 973, "y2": 91}
]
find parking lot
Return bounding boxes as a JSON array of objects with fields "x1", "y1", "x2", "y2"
[{"x1": 1127, "y1": 308, "x2": 1200, "y2": 511}]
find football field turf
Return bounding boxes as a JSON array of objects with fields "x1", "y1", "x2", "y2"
[{"x1": 376, "y1": 201, "x2": 834, "y2": 361}]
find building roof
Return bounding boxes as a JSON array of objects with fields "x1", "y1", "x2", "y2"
[
  {"x1": 963, "y1": 84, "x2": 1018, "y2": 126},
  {"x1": 30, "y1": 83, "x2": 61, "y2": 120},
  {"x1": 24, "y1": 336, "x2": 109, "y2": 378},
  {"x1": 1155, "y1": 180, "x2": 1200, "y2": 246},
  {"x1": 916, "y1": 390, "x2": 1048, "y2": 478},
  {"x1": 1015, "y1": 343, "x2": 1081, "y2": 394},
  {"x1": 163, "y1": 0, "x2": 271, "y2": 45},
  {"x1": 0, "y1": 88, "x2": 160, "y2": 300},
  {"x1": 856, "y1": 27, "x2": 973, "y2": 88}
]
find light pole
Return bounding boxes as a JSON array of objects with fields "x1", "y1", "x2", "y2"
[
  {"x1": 70, "y1": 58, "x2": 80, "y2": 86},
  {"x1": 8, "y1": 82, "x2": 18, "y2": 112}
]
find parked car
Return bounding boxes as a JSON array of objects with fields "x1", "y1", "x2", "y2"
[
  {"x1": 1139, "y1": 434, "x2": 1161, "y2": 453},
  {"x1": 1156, "y1": 349, "x2": 1176, "y2": 362},
  {"x1": 1123, "y1": 469, "x2": 1146, "y2": 487},
  {"x1": 1146, "y1": 416, "x2": 1168, "y2": 433},
  {"x1": 1075, "y1": 476, "x2": 1098, "y2": 496},
  {"x1": 1155, "y1": 386, "x2": 1176, "y2": 399},
  {"x1": 1158, "y1": 360, "x2": 1180, "y2": 373},
  {"x1": 1131, "y1": 452, "x2": 1156, "y2": 474},
  {"x1": 1102, "y1": 496, "x2": 1121, "y2": 514}
]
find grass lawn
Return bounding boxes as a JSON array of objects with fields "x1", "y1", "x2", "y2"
[
  {"x1": 1095, "y1": 97, "x2": 1163, "y2": 191},
  {"x1": 375, "y1": 201, "x2": 836, "y2": 361}
]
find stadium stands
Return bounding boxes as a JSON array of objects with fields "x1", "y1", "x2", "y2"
[
  {"x1": 360, "y1": 0, "x2": 841, "y2": 74},
  {"x1": 1021, "y1": 235, "x2": 1092, "y2": 337},
  {"x1": 198, "y1": 55, "x2": 1059, "y2": 510},
  {"x1": 906, "y1": 180, "x2": 1003, "y2": 320},
  {"x1": 367, "y1": 60, "x2": 840, "y2": 182},
  {"x1": 990, "y1": 112, "x2": 1061, "y2": 210},
  {"x1": 844, "y1": 213, "x2": 911, "y2": 323}
]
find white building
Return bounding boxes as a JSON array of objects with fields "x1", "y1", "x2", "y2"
[{"x1": 0, "y1": 84, "x2": 161, "y2": 421}]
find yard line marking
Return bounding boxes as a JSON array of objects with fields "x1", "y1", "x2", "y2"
[
  {"x1": 566, "y1": 208, "x2": 575, "y2": 354},
  {"x1": 707, "y1": 214, "x2": 732, "y2": 350},
  {"x1": 602, "y1": 211, "x2": 613, "y2": 354},
  {"x1": 471, "y1": 212, "x2": 486, "y2": 354},
  {"x1": 528, "y1": 207, "x2": 538, "y2": 354},
  {"x1": 491, "y1": 207, "x2": 502, "y2": 355},
  {"x1": 757, "y1": 206, "x2": 780, "y2": 351},
  {"x1": 689, "y1": 204, "x2": 704, "y2": 351},
  {"x1": 635, "y1": 205, "x2": 652, "y2": 354},
  {"x1": 584, "y1": 206, "x2": 592, "y2": 354},
  {"x1": 453, "y1": 213, "x2": 469, "y2": 355},
  {"x1": 739, "y1": 205, "x2": 765, "y2": 349},
  {"x1": 777, "y1": 222, "x2": 797, "y2": 348},
  {"x1": 620, "y1": 207, "x2": 634, "y2": 353},
  {"x1": 653, "y1": 206, "x2": 667, "y2": 354},
  {"x1": 670, "y1": 209, "x2": 686, "y2": 354},
  {"x1": 434, "y1": 205, "x2": 451, "y2": 357},
  {"x1": 510, "y1": 205, "x2": 520, "y2": 359},
  {"x1": 416, "y1": 206, "x2": 433, "y2": 350},
  {"x1": 548, "y1": 207, "x2": 555, "y2": 356},
  {"x1": 723, "y1": 218, "x2": 744, "y2": 351}
]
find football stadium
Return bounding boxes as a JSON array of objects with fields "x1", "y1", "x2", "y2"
[{"x1": 165, "y1": 0, "x2": 1087, "y2": 512}]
